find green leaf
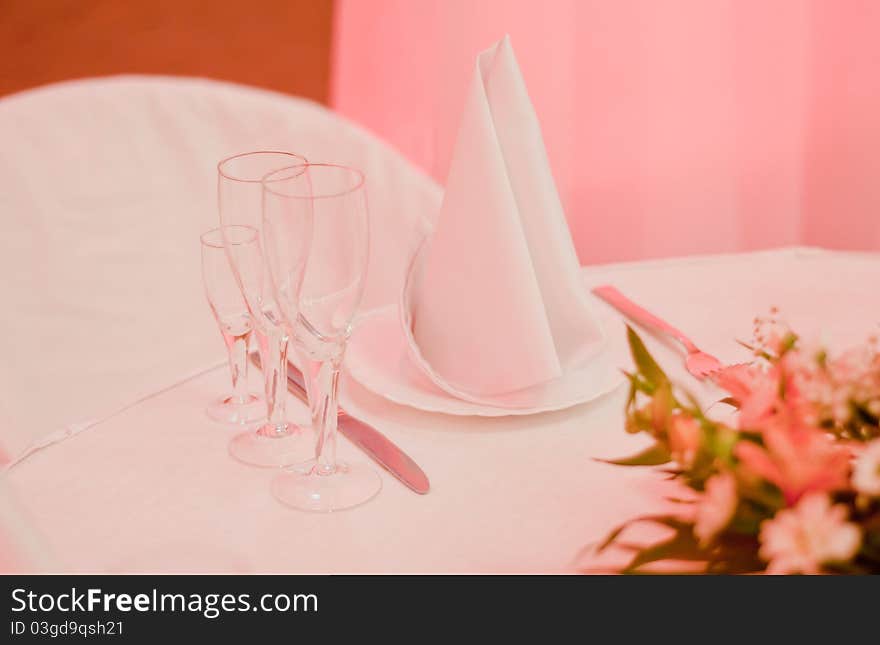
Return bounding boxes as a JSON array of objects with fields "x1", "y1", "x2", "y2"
[
  {"x1": 737, "y1": 483, "x2": 784, "y2": 514},
  {"x1": 623, "y1": 526, "x2": 707, "y2": 573},
  {"x1": 591, "y1": 514, "x2": 686, "y2": 554},
  {"x1": 590, "y1": 515, "x2": 768, "y2": 574},
  {"x1": 706, "y1": 425, "x2": 739, "y2": 465},
  {"x1": 852, "y1": 401, "x2": 879, "y2": 426},
  {"x1": 622, "y1": 370, "x2": 638, "y2": 409},
  {"x1": 626, "y1": 326, "x2": 669, "y2": 388},
  {"x1": 780, "y1": 332, "x2": 798, "y2": 354},
  {"x1": 648, "y1": 515, "x2": 694, "y2": 531},
  {"x1": 593, "y1": 524, "x2": 630, "y2": 554},
  {"x1": 622, "y1": 370, "x2": 657, "y2": 397},
  {"x1": 598, "y1": 442, "x2": 671, "y2": 466},
  {"x1": 737, "y1": 338, "x2": 774, "y2": 361},
  {"x1": 708, "y1": 532, "x2": 766, "y2": 574}
]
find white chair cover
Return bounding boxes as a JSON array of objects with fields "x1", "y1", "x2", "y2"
[{"x1": 0, "y1": 76, "x2": 440, "y2": 463}]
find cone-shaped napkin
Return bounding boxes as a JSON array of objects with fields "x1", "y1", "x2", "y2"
[{"x1": 402, "y1": 35, "x2": 605, "y2": 401}]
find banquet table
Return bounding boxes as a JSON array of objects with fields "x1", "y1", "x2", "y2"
[{"x1": 5, "y1": 247, "x2": 879, "y2": 573}]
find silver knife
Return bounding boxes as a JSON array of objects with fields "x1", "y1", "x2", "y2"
[{"x1": 249, "y1": 353, "x2": 430, "y2": 495}]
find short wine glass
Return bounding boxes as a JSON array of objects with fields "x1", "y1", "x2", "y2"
[
  {"x1": 200, "y1": 226, "x2": 262, "y2": 425},
  {"x1": 218, "y1": 151, "x2": 314, "y2": 467},
  {"x1": 262, "y1": 163, "x2": 381, "y2": 512}
]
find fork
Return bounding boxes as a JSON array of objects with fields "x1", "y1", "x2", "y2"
[{"x1": 592, "y1": 285, "x2": 726, "y2": 380}]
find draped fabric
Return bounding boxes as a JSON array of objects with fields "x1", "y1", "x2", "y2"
[
  {"x1": 331, "y1": 0, "x2": 880, "y2": 263},
  {"x1": 0, "y1": 478, "x2": 55, "y2": 572}
]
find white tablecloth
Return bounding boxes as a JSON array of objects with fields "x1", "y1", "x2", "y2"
[{"x1": 5, "y1": 247, "x2": 879, "y2": 572}]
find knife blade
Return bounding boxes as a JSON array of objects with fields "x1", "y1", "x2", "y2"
[{"x1": 249, "y1": 353, "x2": 430, "y2": 495}]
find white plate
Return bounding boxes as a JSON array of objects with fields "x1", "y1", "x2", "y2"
[{"x1": 345, "y1": 303, "x2": 627, "y2": 417}]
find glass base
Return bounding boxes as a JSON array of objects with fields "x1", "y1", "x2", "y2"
[
  {"x1": 206, "y1": 393, "x2": 263, "y2": 425},
  {"x1": 271, "y1": 460, "x2": 382, "y2": 513},
  {"x1": 228, "y1": 423, "x2": 314, "y2": 468}
]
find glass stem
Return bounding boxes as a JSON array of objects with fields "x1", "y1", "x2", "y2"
[
  {"x1": 227, "y1": 331, "x2": 250, "y2": 404},
  {"x1": 311, "y1": 350, "x2": 343, "y2": 476},
  {"x1": 262, "y1": 328, "x2": 289, "y2": 436}
]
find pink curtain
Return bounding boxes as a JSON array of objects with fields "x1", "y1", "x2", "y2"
[{"x1": 330, "y1": 0, "x2": 880, "y2": 264}]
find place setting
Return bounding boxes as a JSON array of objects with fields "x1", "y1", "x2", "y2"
[
  {"x1": 196, "y1": 36, "x2": 634, "y2": 514},
  {"x1": 348, "y1": 36, "x2": 628, "y2": 417}
]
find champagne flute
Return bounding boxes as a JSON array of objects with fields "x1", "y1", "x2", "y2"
[
  {"x1": 262, "y1": 163, "x2": 381, "y2": 512},
  {"x1": 200, "y1": 226, "x2": 262, "y2": 425},
  {"x1": 218, "y1": 151, "x2": 313, "y2": 467}
]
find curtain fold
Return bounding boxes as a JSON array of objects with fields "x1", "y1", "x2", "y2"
[{"x1": 331, "y1": 0, "x2": 880, "y2": 263}]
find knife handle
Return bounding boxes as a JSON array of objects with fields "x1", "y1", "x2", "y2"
[{"x1": 248, "y1": 352, "x2": 430, "y2": 494}]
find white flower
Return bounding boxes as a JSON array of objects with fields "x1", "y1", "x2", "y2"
[
  {"x1": 759, "y1": 493, "x2": 861, "y2": 574},
  {"x1": 694, "y1": 473, "x2": 737, "y2": 547},
  {"x1": 852, "y1": 439, "x2": 880, "y2": 497}
]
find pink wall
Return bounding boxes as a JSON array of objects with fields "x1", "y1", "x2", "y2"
[
  {"x1": 802, "y1": 0, "x2": 880, "y2": 251},
  {"x1": 331, "y1": 0, "x2": 880, "y2": 263}
]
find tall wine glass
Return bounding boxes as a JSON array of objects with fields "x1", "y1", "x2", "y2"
[
  {"x1": 200, "y1": 226, "x2": 263, "y2": 425},
  {"x1": 262, "y1": 163, "x2": 381, "y2": 512},
  {"x1": 218, "y1": 151, "x2": 313, "y2": 467}
]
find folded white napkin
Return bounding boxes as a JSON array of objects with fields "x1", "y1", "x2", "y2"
[{"x1": 402, "y1": 35, "x2": 605, "y2": 400}]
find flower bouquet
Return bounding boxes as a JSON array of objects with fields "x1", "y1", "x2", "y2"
[{"x1": 596, "y1": 314, "x2": 880, "y2": 574}]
